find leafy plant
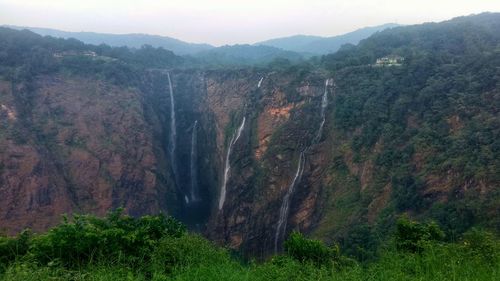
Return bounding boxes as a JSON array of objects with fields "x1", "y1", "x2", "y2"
[
  {"x1": 0, "y1": 230, "x2": 30, "y2": 269},
  {"x1": 283, "y1": 231, "x2": 340, "y2": 266},
  {"x1": 29, "y1": 208, "x2": 186, "y2": 267},
  {"x1": 151, "y1": 234, "x2": 229, "y2": 274},
  {"x1": 395, "y1": 216, "x2": 445, "y2": 253},
  {"x1": 461, "y1": 228, "x2": 499, "y2": 265}
]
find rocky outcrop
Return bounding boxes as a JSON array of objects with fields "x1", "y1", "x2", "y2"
[{"x1": 0, "y1": 76, "x2": 164, "y2": 233}]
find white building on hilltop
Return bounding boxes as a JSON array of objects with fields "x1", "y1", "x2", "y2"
[{"x1": 376, "y1": 55, "x2": 405, "y2": 66}]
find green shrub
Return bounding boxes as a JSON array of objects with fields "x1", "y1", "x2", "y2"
[
  {"x1": 395, "y1": 216, "x2": 445, "y2": 253},
  {"x1": 461, "y1": 228, "x2": 499, "y2": 265},
  {"x1": 151, "y1": 234, "x2": 230, "y2": 274},
  {"x1": 253, "y1": 255, "x2": 336, "y2": 281},
  {"x1": 283, "y1": 231, "x2": 340, "y2": 266},
  {"x1": 0, "y1": 230, "x2": 30, "y2": 269},
  {"x1": 29, "y1": 208, "x2": 186, "y2": 267}
]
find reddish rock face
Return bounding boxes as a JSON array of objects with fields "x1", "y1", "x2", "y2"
[
  {"x1": 0, "y1": 70, "x2": 344, "y2": 249},
  {"x1": 0, "y1": 76, "x2": 161, "y2": 234}
]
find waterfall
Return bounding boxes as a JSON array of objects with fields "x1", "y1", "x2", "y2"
[
  {"x1": 190, "y1": 120, "x2": 199, "y2": 202},
  {"x1": 167, "y1": 72, "x2": 180, "y2": 198},
  {"x1": 218, "y1": 117, "x2": 246, "y2": 210},
  {"x1": 274, "y1": 151, "x2": 305, "y2": 252},
  {"x1": 274, "y1": 78, "x2": 332, "y2": 252},
  {"x1": 167, "y1": 72, "x2": 177, "y2": 160},
  {"x1": 313, "y1": 79, "x2": 329, "y2": 144},
  {"x1": 258, "y1": 77, "x2": 264, "y2": 88}
]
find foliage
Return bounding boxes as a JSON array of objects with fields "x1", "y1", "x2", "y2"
[
  {"x1": 395, "y1": 216, "x2": 445, "y2": 253},
  {"x1": 319, "y1": 12, "x2": 500, "y2": 239},
  {"x1": 461, "y1": 228, "x2": 499, "y2": 265},
  {"x1": 0, "y1": 215, "x2": 498, "y2": 280},
  {"x1": 28, "y1": 208, "x2": 185, "y2": 267},
  {"x1": 339, "y1": 223, "x2": 379, "y2": 262},
  {"x1": 391, "y1": 169, "x2": 426, "y2": 211},
  {"x1": 0, "y1": 231, "x2": 30, "y2": 269},
  {"x1": 193, "y1": 45, "x2": 303, "y2": 67},
  {"x1": 151, "y1": 234, "x2": 230, "y2": 274},
  {"x1": 283, "y1": 231, "x2": 340, "y2": 266},
  {"x1": 0, "y1": 27, "x2": 183, "y2": 85}
]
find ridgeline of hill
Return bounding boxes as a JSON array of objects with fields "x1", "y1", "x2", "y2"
[
  {"x1": 3, "y1": 25, "x2": 214, "y2": 55},
  {"x1": 256, "y1": 23, "x2": 399, "y2": 55},
  {"x1": 5, "y1": 23, "x2": 397, "y2": 65}
]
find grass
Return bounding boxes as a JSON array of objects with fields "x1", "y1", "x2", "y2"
[
  {"x1": 0, "y1": 212, "x2": 498, "y2": 281},
  {"x1": 1, "y1": 240, "x2": 498, "y2": 281}
]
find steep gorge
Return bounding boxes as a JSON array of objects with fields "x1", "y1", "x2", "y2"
[
  {"x1": 1, "y1": 65, "x2": 497, "y2": 255},
  {"x1": 0, "y1": 68, "x2": 337, "y2": 254},
  {"x1": 1, "y1": 14, "x2": 499, "y2": 257}
]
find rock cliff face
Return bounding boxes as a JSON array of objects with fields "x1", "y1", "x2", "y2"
[
  {"x1": 1, "y1": 67, "x2": 497, "y2": 256},
  {"x1": 0, "y1": 76, "x2": 163, "y2": 233},
  {"x1": 0, "y1": 69, "x2": 332, "y2": 250}
]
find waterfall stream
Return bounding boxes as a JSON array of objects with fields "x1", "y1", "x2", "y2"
[
  {"x1": 190, "y1": 120, "x2": 199, "y2": 202},
  {"x1": 218, "y1": 117, "x2": 246, "y2": 210},
  {"x1": 274, "y1": 151, "x2": 305, "y2": 252},
  {"x1": 274, "y1": 78, "x2": 331, "y2": 252},
  {"x1": 167, "y1": 72, "x2": 181, "y2": 200},
  {"x1": 313, "y1": 79, "x2": 330, "y2": 143},
  {"x1": 258, "y1": 77, "x2": 264, "y2": 88}
]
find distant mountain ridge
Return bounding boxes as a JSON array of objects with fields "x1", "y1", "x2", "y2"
[
  {"x1": 256, "y1": 23, "x2": 400, "y2": 55},
  {"x1": 193, "y1": 44, "x2": 304, "y2": 66},
  {"x1": 5, "y1": 23, "x2": 399, "y2": 58},
  {"x1": 3, "y1": 25, "x2": 214, "y2": 55}
]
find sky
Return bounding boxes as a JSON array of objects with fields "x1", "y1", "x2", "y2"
[{"x1": 1, "y1": 0, "x2": 500, "y2": 46}]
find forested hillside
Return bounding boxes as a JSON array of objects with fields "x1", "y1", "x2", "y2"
[
  {"x1": 314, "y1": 13, "x2": 500, "y2": 249},
  {"x1": 257, "y1": 23, "x2": 399, "y2": 55},
  {"x1": 4, "y1": 25, "x2": 214, "y2": 55}
]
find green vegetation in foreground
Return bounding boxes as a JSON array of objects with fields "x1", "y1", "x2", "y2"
[{"x1": 0, "y1": 210, "x2": 498, "y2": 280}]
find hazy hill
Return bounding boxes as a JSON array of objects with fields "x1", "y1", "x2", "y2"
[
  {"x1": 5, "y1": 24, "x2": 399, "y2": 58},
  {"x1": 256, "y1": 23, "x2": 399, "y2": 55},
  {"x1": 3, "y1": 25, "x2": 214, "y2": 55},
  {"x1": 193, "y1": 44, "x2": 304, "y2": 66}
]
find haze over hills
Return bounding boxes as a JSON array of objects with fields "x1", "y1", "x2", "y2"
[
  {"x1": 256, "y1": 23, "x2": 400, "y2": 55},
  {"x1": 193, "y1": 44, "x2": 304, "y2": 66},
  {"x1": 3, "y1": 25, "x2": 215, "y2": 55},
  {"x1": 5, "y1": 23, "x2": 399, "y2": 60}
]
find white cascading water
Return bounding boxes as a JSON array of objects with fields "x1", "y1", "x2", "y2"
[
  {"x1": 258, "y1": 77, "x2": 264, "y2": 88},
  {"x1": 274, "y1": 78, "x2": 332, "y2": 252},
  {"x1": 167, "y1": 72, "x2": 181, "y2": 200},
  {"x1": 218, "y1": 117, "x2": 246, "y2": 210},
  {"x1": 313, "y1": 79, "x2": 330, "y2": 143},
  {"x1": 190, "y1": 120, "x2": 199, "y2": 202},
  {"x1": 167, "y1": 72, "x2": 177, "y2": 161},
  {"x1": 274, "y1": 151, "x2": 306, "y2": 252}
]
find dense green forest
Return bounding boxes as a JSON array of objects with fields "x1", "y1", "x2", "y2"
[
  {"x1": 0, "y1": 211, "x2": 498, "y2": 280},
  {"x1": 309, "y1": 13, "x2": 500, "y2": 253},
  {"x1": 0, "y1": 27, "x2": 185, "y2": 85}
]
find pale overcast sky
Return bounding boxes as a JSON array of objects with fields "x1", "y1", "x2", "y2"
[{"x1": 1, "y1": 0, "x2": 499, "y2": 46}]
